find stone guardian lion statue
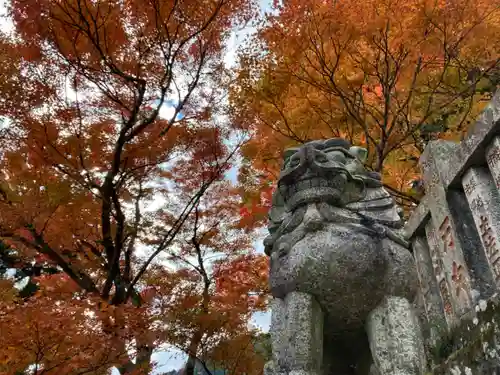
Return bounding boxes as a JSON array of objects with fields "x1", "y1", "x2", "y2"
[{"x1": 263, "y1": 138, "x2": 426, "y2": 375}]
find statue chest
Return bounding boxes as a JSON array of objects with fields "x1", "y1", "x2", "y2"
[{"x1": 270, "y1": 225, "x2": 388, "y2": 304}]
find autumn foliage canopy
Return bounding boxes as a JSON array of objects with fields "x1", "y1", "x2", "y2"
[
  {"x1": 231, "y1": 0, "x2": 500, "y2": 228},
  {"x1": 0, "y1": 0, "x2": 269, "y2": 373}
]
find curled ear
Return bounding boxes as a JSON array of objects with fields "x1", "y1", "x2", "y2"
[
  {"x1": 268, "y1": 190, "x2": 286, "y2": 233},
  {"x1": 283, "y1": 147, "x2": 299, "y2": 162},
  {"x1": 349, "y1": 146, "x2": 368, "y2": 163},
  {"x1": 351, "y1": 176, "x2": 366, "y2": 200},
  {"x1": 341, "y1": 176, "x2": 366, "y2": 205}
]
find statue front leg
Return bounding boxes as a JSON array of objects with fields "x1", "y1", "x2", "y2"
[
  {"x1": 282, "y1": 291, "x2": 324, "y2": 375},
  {"x1": 265, "y1": 297, "x2": 287, "y2": 375},
  {"x1": 366, "y1": 296, "x2": 426, "y2": 375}
]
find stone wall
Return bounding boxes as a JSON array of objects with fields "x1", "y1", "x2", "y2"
[
  {"x1": 404, "y1": 89, "x2": 500, "y2": 373},
  {"x1": 425, "y1": 296, "x2": 500, "y2": 374}
]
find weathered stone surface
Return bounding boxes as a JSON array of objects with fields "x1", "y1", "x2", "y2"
[
  {"x1": 404, "y1": 195, "x2": 430, "y2": 240},
  {"x1": 419, "y1": 141, "x2": 474, "y2": 321},
  {"x1": 265, "y1": 138, "x2": 425, "y2": 375},
  {"x1": 440, "y1": 89, "x2": 500, "y2": 188},
  {"x1": 424, "y1": 220, "x2": 457, "y2": 328},
  {"x1": 269, "y1": 204, "x2": 416, "y2": 327},
  {"x1": 447, "y1": 189, "x2": 496, "y2": 303},
  {"x1": 265, "y1": 294, "x2": 324, "y2": 375},
  {"x1": 403, "y1": 89, "x2": 500, "y2": 374},
  {"x1": 284, "y1": 292, "x2": 323, "y2": 374},
  {"x1": 366, "y1": 296, "x2": 426, "y2": 375},
  {"x1": 462, "y1": 167, "x2": 500, "y2": 290},
  {"x1": 485, "y1": 136, "x2": 500, "y2": 190},
  {"x1": 268, "y1": 297, "x2": 286, "y2": 374},
  {"x1": 426, "y1": 296, "x2": 500, "y2": 375},
  {"x1": 412, "y1": 235, "x2": 447, "y2": 343}
]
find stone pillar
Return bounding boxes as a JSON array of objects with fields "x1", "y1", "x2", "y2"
[
  {"x1": 462, "y1": 166, "x2": 500, "y2": 287},
  {"x1": 424, "y1": 221, "x2": 455, "y2": 328},
  {"x1": 420, "y1": 141, "x2": 473, "y2": 321},
  {"x1": 283, "y1": 292, "x2": 324, "y2": 375},
  {"x1": 486, "y1": 136, "x2": 500, "y2": 190},
  {"x1": 268, "y1": 297, "x2": 287, "y2": 375},
  {"x1": 366, "y1": 296, "x2": 426, "y2": 375},
  {"x1": 412, "y1": 235, "x2": 447, "y2": 341},
  {"x1": 447, "y1": 189, "x2": 496, "y2": 301}
]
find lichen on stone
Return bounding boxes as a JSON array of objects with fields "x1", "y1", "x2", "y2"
[{"x1": 426, "y1": 296, "x2": 500, "y2": 374}]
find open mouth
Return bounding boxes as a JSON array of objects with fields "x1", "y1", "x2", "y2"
[
  {"x1": 278, "y1": 175, "x2": 346, "y2": 200},
  {"x1": 277, "y1": 174, "x2": 349, "y2": 210}
]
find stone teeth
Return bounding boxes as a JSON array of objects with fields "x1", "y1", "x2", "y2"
[
  {"x1": 297, "y1": 180, "x2": 309, "y2": 191},
  {"x1": 327, "y1": 179, "x2": 338, "y2": 188},
  {"x1": 331, "y1": 176, "x2": 344, "y2": 188},
  {"x1": 283, "y1": 178, "x2": 345, "y2": 200}
]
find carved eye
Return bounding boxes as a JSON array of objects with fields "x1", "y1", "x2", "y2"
[
  {"x1": 327, "y1": 151, "x2": 347, "y2": 164},
  {"x1": 315, "y1": 153, "x2": 328, "y2": 163}
]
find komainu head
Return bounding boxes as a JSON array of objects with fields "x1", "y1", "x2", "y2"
[
  {"x1": 277, "y1": 138, "x2": 376, "y2": 210},
  {"x1": 264, "y1": 138, "x2": 405, "y2": 256}
]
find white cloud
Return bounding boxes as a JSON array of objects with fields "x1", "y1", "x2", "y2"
[
  {"x1": 152, "y1": 346, "x2": 188, "y2": 373},
  {"x1": 158, "y1": 102, "x2": 183, "y2": 122},
  {"x1": 253, "y1": 227, "x2": 268, "y2": 254},
  {"x1": 223, "y1": 27, "x2": 257, "y2": 69},
  {"x1": 3, "y1": 268, "x2": 16, "y2": 279},
  {"x1": 0, "y1": 0, "x2": 13, "y2": 34},
  {"x1": 249, "y1": 311, "x2": 271, "y2": 332}
]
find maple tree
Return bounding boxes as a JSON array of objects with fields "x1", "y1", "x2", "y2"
[
  {"x1": 197, "y1": 331, "x2": 271, "y2": 375},
  {"x1": 230, "y1": 0, "x2": 500, "y2": 227},
  {"x1": 140, "y1": 185, "x2": 269, "y2": 375},
  {"x1": 0, "y1": 0, "x2": 269, "y2": 373}
]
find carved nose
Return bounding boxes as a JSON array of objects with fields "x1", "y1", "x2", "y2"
[{"x1": 303, "y1": 205, "x2": 324, "y2": 232}]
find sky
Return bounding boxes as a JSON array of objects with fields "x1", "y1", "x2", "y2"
[{"x1": 0, "y1": 0, "x2": 274, "y2": 373}]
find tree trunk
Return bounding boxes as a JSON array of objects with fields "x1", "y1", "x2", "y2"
[
  {"x1": 117, "y1": 342, "x2": 153, "y2": 375},
  {"x1": 184, "y1": 329, "x2": 203, "y2": 375}
]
